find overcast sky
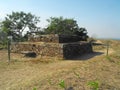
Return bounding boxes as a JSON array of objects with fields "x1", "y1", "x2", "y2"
[{"x1": 0, "y1": 0, "x2": 120, "y2": 39}]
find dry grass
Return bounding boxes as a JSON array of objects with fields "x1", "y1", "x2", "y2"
[{"x1": 0, "y1": 40, "x2": 120, "y2": 90}]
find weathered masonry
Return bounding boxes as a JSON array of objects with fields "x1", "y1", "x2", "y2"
[{"x1": 11, "y1": 35, "x2": 93, "y2": 59}]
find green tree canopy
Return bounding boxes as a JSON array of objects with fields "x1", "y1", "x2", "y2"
[
  {"x1": 1, "y1": 11, "x2": 40, "y2": 41},
  {"x1": 45, "y1": 16, "x2": 88, "y2": 40},
  {"x1": 45, "y1": 17, "x2": 79, "y2": 35}
]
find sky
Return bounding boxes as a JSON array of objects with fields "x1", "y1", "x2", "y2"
[{"x1": 0, "y1": 0, "x2": 120, "y2": 39}]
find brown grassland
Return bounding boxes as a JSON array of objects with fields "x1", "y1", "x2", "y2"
[{"x1": 0, "y1": 40, "x2": 120, "y2": 90}]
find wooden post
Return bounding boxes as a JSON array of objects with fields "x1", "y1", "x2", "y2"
[
  {"x1": 106, "y1": 41, "x2": 109, "y2": 56},
  {"x1": 7, "y1": 36, "x2": 12, "y2": 64},
  {"x1": 8, "y1": 39, "x2": 11, "y2": 64}
]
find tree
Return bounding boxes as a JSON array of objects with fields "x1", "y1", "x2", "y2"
[
  {"x1": 1, "y1": 11, "x2": 40, "y2": 41},
  {"x1": 45, "y1": 17, "x2": 79, "y2": 35},
  {"x1": 45, "y1": 16, "x2": 89, "y2": 40}
]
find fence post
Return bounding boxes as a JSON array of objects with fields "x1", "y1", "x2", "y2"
[
  {"x1": 8, "y1": 39, "x2": 10, "y2": 64},
  {"x1": 7, "y1": 36, "x2": 12, "y2": 64},
  {"x1": 106, "y1": 41, "x2": 109, "y2": 56}
]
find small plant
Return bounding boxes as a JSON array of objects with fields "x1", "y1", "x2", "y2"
[
  {"x1": 59, "y1": 80, "x2": 66, "y2": 90},
  {"x1": 88, "y1": 81, "x2": 99, "y2": 90},
  {"x1": 33, "y1": 87, "x2": 37, "y2": 90}
]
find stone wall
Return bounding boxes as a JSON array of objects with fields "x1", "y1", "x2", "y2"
[
  {"x1": 28, "y1": 35, "x2": 59, "y2": 43},
  {"x1": 11, "y1": 42, "x2": 93, "y2": 59},
  {"x1": 63, "y1": 42, "x2": 93, "y2": 59},
  {"x1": 28, "y1": 34, "x2": 85, "y2": 43},
  {"x1": 59, "y1": 35, "x2": 84, "y2": 43},
  {"x1": 11, "y1": 42, "x2": 63, "y2": 58}
]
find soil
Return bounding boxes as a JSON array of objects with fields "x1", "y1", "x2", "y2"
[{"x1": 0, "y1": 40, "x2": 120, "y2": 90}]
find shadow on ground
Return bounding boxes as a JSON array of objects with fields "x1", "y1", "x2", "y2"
[{"x1": 66, "y1": 52, "x2": 104, "y2": 60}]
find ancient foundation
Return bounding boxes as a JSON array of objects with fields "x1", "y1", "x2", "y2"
[{"x1": 11, "y1": 41, "x2": 93, "y2": 59}]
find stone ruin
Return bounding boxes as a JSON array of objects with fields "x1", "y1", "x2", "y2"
[{"x1": 11, "y1": 34, "x2": 93, "y2": 59}]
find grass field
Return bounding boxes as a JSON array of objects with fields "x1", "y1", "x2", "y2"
[{"x1": 0, "y1": 40, "x2": 120, "y2": 90}]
